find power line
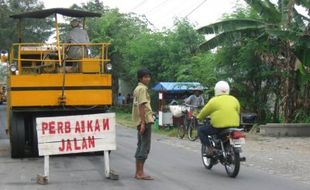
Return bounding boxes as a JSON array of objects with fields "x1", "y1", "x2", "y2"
[
  {"x1": 131, "y1": 0, "x2": 148, "y2": 12},
  {"x1": 185, "y1": 0, "x2": 208, "y2": 18},
  {"x1": 147, "y1": 0, "x2": 170, "y2": 14}
]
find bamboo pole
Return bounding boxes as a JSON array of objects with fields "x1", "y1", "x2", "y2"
[
  {"x1": 83, "y1": 17, "x2": 86, "y2": 29},
  {"x1": 17, "y1": 19, "x2": 22, "y2": 43},
  {"x1": 54, "y1": 13, "x2": 62, "y2": 66}
]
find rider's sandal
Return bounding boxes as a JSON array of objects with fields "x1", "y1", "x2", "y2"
[{"x1": 206, "y1": 147, "x2": 216, "y2": 158}]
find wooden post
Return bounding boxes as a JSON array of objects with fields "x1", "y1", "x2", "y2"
[
  {"x1": 44, "y1": 155, "x2": 49, "y2": 178},
  {"x1": 158, "y1": 91, "x2": 163, "y2": 127},
  {"x1": 104, "y1": 150, "x2": 110, "y2": 178},
  {"x1": 37, "y1": 155, "x2": 49, "y2": 185},
  {"x1": 36, "y1": 113, "x2": 117, "y2": 183}
]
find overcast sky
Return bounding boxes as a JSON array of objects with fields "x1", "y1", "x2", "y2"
[
  {"x1": 41, "y1": 0, "x2": 308, "y2": 31},
  {"x1": 41, "y1": 0, "x2": 247, "y2": 30}
]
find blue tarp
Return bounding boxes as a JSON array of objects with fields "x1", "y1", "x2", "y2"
[{"x1": 152, "y1": 82, "x2": 205, "y2": 92}]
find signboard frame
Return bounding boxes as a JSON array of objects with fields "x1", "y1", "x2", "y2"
[{"x1": 35, "y1": 113, "x2": 117, "y2": 184}]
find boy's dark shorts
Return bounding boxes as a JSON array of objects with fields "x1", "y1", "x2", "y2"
[{"x1": 135, "y1": 123, "x2": 152, "y2": 161}]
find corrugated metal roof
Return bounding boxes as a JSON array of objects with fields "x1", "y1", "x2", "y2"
[
  {"x1": 10, "y1": 8, "x2": 101, "y2": 19},
  {"x1": 152, "y1": 82, "x2": 205, "y2": 92}
]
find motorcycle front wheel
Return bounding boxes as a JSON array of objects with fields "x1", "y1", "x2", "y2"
[
  {"x1": 224, "y1": 145, "x2": 240, "y2": 178},
  {"x1": 201, "y1": 144, "x2": 215, "y2": 169}
]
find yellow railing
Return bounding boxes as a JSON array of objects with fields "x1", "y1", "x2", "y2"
[{"x1": 10, "y1": 42, "x2": 110, "y2": 74}]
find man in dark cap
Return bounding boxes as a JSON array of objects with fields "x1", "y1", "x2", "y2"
[
  {"x1": 66, "y1": 19, "x2": 89, "y2": 59},
  {"x1": 132, "y1": 68, "x2": 154, "y2": 180}
]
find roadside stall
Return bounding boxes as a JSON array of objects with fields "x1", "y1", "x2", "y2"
[{"x1": 152, "y1": 82, "x2": 205, "y2": 128}]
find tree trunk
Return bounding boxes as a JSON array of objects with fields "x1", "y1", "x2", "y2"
[
  {"x1": 282, "y1": 45, "x2": 297, "y2": 122},
  {"x1": 112, "y1": 72, "x2": 119, "y2": 106},
  {"x1": 273, "y1": 94, "x2": 280, "y2": 122}
]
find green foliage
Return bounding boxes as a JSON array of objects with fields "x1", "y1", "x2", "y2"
[
  {"x1": 0, "y1": 0, "x2": 52, "y2": 50},
  {"x1": 292, "y1": 108, "x2": 310, "y2": 123},
  {"x1": 73, "y1": 2, "x2": 213, "y2": 97},
  {"x1": 243, "y1": 0, "x2": 281, "y2": 23},
  {"x1": 198, "y1": 0, "x2": 310, "y2": 123},
  {"x1": 0, "y1": 64, "x2": 7, "y2": 81},
  {"x1": 79, "y1": 0, "x2": 105, "y2": 12},
  {"x1": 176, "y1": 52, "x2": 217, "y2": 87},
  {"x1": 119, "y1": 18, "x2": 208, "y2": 87},
  {"x1": 123, "y1": 31, "x2": 167, "y2": 83},
  {"x1": 213, "y1": 39, "x2": 280, "y2": 122},
  {"x1": 198, "y1": 19, "x2": 265, "y2": 35}
]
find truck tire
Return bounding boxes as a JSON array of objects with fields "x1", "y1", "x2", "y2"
[
  {"x1": 10, "y1": 112, "x2": 25, "y2": 158},
  {"x1": 31, "y1": 114, "x2": 38, "y2": 157}
]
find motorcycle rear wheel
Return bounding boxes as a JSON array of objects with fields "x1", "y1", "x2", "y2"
[{"x1": 224, "y1": 146, "x2": 240, "y2": 178}]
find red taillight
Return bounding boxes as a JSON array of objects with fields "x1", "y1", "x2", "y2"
[
  {"x1": 187, "y1": 111, "x2": 193, "y2": 118},
  {"x1": 230, "y1": 131, "x2": 245, "y2": 139}
]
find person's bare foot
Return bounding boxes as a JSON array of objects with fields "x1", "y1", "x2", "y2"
[{"x1": 134, "y1": 175, "x2": 154, "y2": 180}]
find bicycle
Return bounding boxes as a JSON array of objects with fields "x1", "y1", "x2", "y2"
[
  {"x1": 187, "y1": 112, "x2": 199, "y2": 141},
  {"x1": 170, "y1": 104, "x2": 189, "y2": 139},
  {"x1": 170, "y1": 104, "x2": 200, "y2": 141}
]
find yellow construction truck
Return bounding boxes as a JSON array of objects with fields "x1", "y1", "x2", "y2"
[{"x1": 7, "y1": 8, "x2": 112, "y2": 158}]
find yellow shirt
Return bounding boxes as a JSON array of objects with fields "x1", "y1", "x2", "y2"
[
  {"x1": 132, "y1": 82, "x2": 154, "y2": 127},
  {"x1": 197, "y1": 95, "x2": 240, "y2": 128}
]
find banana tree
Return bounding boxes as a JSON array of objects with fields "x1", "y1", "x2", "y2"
[{"x1": 198, "y1": 0, "x2": 310, "y2": 122}]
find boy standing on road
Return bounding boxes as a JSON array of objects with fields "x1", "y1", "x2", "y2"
[{"x1": 132, "y1": 68, "x2": 154, "y2": 180}]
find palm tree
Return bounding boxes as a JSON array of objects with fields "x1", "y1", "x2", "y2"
[{"x1": 198, "y1": 0, "x2": 310, "y2": 122}]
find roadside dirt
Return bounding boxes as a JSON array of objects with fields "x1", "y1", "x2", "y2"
[{"x1": 155, "y1": 131, "x2": 310, "y2": 185}]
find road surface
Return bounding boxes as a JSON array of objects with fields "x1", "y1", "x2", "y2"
[{"x1": 0, "y1": 105, "x2": 309, "y2": 190}]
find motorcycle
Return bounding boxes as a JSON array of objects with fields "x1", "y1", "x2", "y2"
[{"x1": 200, "y1": 119, "x2": 246, "y2": 178}]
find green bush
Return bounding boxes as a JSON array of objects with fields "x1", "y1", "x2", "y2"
[
  {"x1": 293, "y1": 109, "x2": 310, "y2": 123},
  {"x1": 110, "y1": 104, "x2": 132, "y2": 113}
]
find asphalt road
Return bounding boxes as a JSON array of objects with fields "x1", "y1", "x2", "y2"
[{"x1": 0, "y1": 104, "x2": 309, "y2": 190}]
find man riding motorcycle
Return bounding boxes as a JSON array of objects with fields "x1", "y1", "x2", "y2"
[{"x1": 197, "y1": 81, "x2": 240, "y2": 157}]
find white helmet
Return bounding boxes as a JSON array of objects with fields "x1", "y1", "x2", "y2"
[{"x1": 214, "y1": 81, "x2": 230, "y2": 96}]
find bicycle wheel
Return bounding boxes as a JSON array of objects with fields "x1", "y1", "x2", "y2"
[
  {"x1": 188, "y1": 118, "x2": 198, "y2": 141},
  {"x1": 177, "y1": 123, "x2": 186, "y2": 139}
]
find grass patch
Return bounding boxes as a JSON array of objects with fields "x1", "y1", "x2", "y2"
[
  {"x1": 152, "y1": 126, "x2": 177, "y2": 137},
  {"x1": 114, "y1": 110, "x2": 177, "y2": 137},
  {"x1": 115, "y1": 111, "x2": 135, "y2": 128}
]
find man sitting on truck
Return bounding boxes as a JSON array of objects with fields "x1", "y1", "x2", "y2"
[{"x1": 65, "y1": 19, "x2": 90, "y2": 72}]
